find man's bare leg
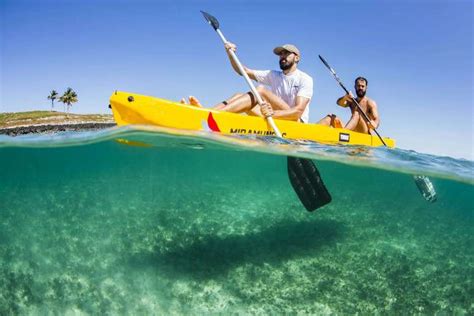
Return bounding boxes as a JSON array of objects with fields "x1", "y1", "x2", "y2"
[
  {"x1": 318, "y1": 115, "x2": 332, "y2": 126},
  {"x1": 254, "y1": 86, "x2": 291, "y2": 111},
  {"x1": 220, "y1": 87, "x2": 292, "y2": 115},
  {"x1": 245, "y1": 86, "x2": 292, "y2": 117},
  {"x1": 318, "y1": 114, "x2": 344, "y2": 128},
  {"x1": 213, "y1": 93, "x2": 244, "y2": 110},
  {"x1": 219, "y1": 92, "x2": 257, "y2": 113},
  {"x1": 180, "y1": 93, "x2": 252, "y2": 111},
  {"x1": 247, "y1": 105, "x2": 262, "y2": 117},
  {"x1": 180, "y1": 87, "x2": 290, "y2": 116}
]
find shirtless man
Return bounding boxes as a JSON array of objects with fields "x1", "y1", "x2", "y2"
[
  {"x1": 182, "y1": 43, "x2": 313, "y2": 123},
  {"x1": 318, "y1": 77, "x2": 379, "y2": 134}
]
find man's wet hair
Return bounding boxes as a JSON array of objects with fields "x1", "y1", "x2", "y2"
[{"x1": 355, "y1": 76, "x2": 368, "y2": 85}]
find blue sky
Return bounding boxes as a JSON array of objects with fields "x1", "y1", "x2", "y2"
[{"x1": 1, "y1": 0, "x2": 472, "y2": 159}]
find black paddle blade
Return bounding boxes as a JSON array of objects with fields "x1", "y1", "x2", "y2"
[
  {"x1": 201, "y1": 11, "x2": 219, "y2": 30},
  {"x1": 287, "y1": 157, "x2": 332, "y2": 212}
]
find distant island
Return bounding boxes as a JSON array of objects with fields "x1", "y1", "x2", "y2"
[
  {"x1": 0, "y1": 111, "x2": 116, "y2": 136},
  {"x1": 0, "y1": 87, "x2": 117, "y2": 136}
]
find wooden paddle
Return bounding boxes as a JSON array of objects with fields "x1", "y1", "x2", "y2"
[
  {"x1": 319, "y1": 55, "x2": 437, "y2": 202},
  {"x1": 201, "y1": 11, "x2": 332, "y2": 211}
]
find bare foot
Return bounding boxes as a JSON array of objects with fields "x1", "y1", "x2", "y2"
[{"x1": 188, "y1": 96, "x2": 202, "y2": 107}]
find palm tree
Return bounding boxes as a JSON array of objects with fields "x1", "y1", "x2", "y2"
[
  {"x1": 47, "y1": 90, "x2": 58, "y2": 111},
  {"x1": 59, "y1": 88, "x2": 78, "y2": 113}
]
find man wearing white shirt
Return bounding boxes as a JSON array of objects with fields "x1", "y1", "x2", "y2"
[{"x1": 185, "y1": 43, "x2": 313, "y2": 123}]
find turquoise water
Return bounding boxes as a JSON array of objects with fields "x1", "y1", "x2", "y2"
[{"x1": 1, "y1": 126, "x2": 473, "y2": 314}]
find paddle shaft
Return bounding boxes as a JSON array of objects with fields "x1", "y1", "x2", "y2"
[
  {"x1": 319, "y1": 55, "x2": 387, "y2": 146},
  {"x1": 213, "y1": 31, "x2": 282, "y2": 138}
]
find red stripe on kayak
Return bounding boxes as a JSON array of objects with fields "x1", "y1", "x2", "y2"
[{"x1": 207, "y1": 113, "x2": 221, "y2": 132}]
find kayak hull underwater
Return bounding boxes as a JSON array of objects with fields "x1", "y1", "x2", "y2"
[{"x1": 109, "y1": 91, "x2": 395, "y2": 148}]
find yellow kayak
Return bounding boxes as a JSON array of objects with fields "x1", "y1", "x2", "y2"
[{"x1": 109, "y1": 91, "x2": 395, "y2": 148}]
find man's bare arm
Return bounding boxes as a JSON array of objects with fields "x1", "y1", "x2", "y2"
[
  {"x1": 367, "y1": 100, "x2": 380, "y2": 129},
  {"x1": 225, "y1": 42, "x2": 257, "y2": 80},
  {"x1": 336, "y1": 92, "x2": 354, "y2": 107}
]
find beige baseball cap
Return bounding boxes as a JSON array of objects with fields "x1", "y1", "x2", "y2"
[{"x1": 273, "y1": 44, "x2": 300, "y2": 57}]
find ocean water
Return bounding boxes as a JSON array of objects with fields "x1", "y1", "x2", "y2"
[{"x1": 0, "y1": 126, "x2": 472, "y2": 314}]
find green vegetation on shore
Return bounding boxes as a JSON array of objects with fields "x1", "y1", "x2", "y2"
[
  {"x1": 0, "y1": 111, "x2": 114, "y2": 129},
  {"x1": 48, "y1": 88, "x2": 78, "y2": 112},
  {"x1": 47, "y1": 90, "x2": 59, "y2": 111}
]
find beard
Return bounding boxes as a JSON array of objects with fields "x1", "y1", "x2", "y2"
[
  {"x1": 279, "y1": 59, "x2": 294, "y2": 71},
  {"x1": 356, "y1": 89, "x2": 366, "y2": 98}
]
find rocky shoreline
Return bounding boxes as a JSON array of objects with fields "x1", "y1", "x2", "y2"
[{"x1": 0, "y1": 122, "x2": 117, "y2": 136}]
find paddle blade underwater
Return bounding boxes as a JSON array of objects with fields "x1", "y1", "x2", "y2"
[{"x1": 287, "y1": 157, "x2": 332, "y2": 211}]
